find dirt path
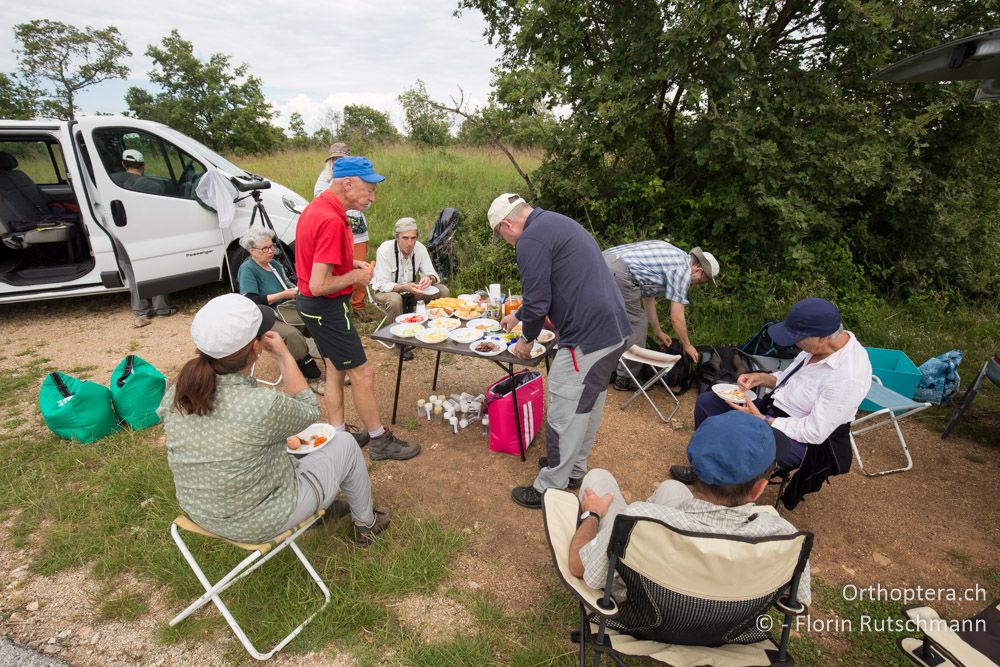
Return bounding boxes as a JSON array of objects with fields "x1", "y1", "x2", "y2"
[{"x1": 1, "y1": 291, "x2": 998, "y2": 664}]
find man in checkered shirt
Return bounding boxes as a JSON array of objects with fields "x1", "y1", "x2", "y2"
[{"x1": 603, "y1": 240, "x2": 719, "y2": 390}]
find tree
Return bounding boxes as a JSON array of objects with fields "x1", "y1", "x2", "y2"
[
  {"x1": 459, "y1": 0, "x2": 1000, "y2": 302},
  {"x1": 13, "y1": 19, "x2": 131, "y2": 120},
  {"x1": 0, "y1": 72, "x2": 41, "y2": 119},
  {"x1": 125, "y1": 30, "x2": 284, "y2": 153},
  {"x1": 338, "y1": 104, "x2": 400, "y2": 146},
  {"x1": 287, "y1": 111, "x2": 310, "y2": 147},
  {"x1": 398, "y1": 80, "x2": 452, "y2": 147}
]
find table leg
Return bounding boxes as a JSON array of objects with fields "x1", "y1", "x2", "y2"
[
  {"x1": 390, "y1": 345, "x2": 405, "y2": 425},
  {"x1": 432, "y1": 350, "x2": 441, "y2": 390},
  {"x1": 508, "y1": 362, "x2": 527, "y2": 462}
]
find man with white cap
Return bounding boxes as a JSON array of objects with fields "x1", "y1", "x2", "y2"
[
  {"x1": 158, "y1": 293, "x2": 389, "y2": 547},
  {"x1": 372, "y1": 217, "x2": 451, "y2": 359},
  {"x1": 569, "y1": 411, "x2": 810, "y2": 606},
  {"x1": 111, "y1": 149, "x2": 163, "y2": 195},
  {"x1": 296, "y1": 156, "x2": 421, "y2": 462},
  {"x1": 602, "y1": 240, "x2": 719, "y2": 391},
  {"x1": 490, "y1": 193, "x2": 631, "y2": 509},
  {"x1": 671, "y1": 298, "x2": 871, "y2": 508}
]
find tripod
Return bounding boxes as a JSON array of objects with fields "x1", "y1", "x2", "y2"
[{"x1": 233, "y1": 187, "x2": 297, "y2": 280}]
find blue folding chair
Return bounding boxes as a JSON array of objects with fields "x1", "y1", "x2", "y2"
[{"x1": 849, "y1": 376, "x2": 931, "y2": 477}]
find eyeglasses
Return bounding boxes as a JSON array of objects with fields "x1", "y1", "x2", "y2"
[{"x1": 254, "y1": 245, "x2": 276, "y2": 253}]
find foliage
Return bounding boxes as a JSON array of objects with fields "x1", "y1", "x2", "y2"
[
  {"x1": 398, "y1": 80, "x2": 452, "y2": 147},
  {"x1": 13, "y1": 19, "x2": 131, "y2": 120},
  {"x1": 455, "y1": 101, "x2": 559, "y2": 148},
  {"x1": 458, "y1": 0, "x2": 1000, "y2": 305},
  {"x1": 286, "y1": 111, "x2": 311, "y2": 148},
  {"x1": 339, "y1": 104, "x2": 400, "y2": 148},
  {"x1": 125, "y1": 30, "x2": 284, "y2": 154},
  {"x1": 0, "y1": 72, "x2": 41, "y2": 119}
]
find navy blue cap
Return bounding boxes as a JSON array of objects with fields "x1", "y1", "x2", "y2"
[
  {"x1": 687, "y1": 412, "x2": 776, "y2": 485},
  {"x1": 768, "y1": 297, "x2": 841, "y2": 346},
  {"x1": 332, "y1": 156, "x2": 385, "y2": 183}
]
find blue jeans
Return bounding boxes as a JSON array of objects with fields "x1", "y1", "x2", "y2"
[{"x1": 693, "y1": 391, "x2": 806, "y2": 470}]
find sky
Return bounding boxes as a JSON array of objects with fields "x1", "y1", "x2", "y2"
[{"x1": 0, "y1": 0, "x2": 501, "y2": 133}]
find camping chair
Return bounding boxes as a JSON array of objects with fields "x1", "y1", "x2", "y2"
[
  {"x1": 898, "y1": 599, "x2": 1000, "y2": 666},
  {"x1": 617, "y1": 345, "x2": 681, "y2": 423},
  {"x1": 941, "y1": 352, "x2": 1000, "y2": 439},
  {"x1": 543, "y1": 489, "x2": 811, "y2": 667},
  {"x1": 169, "y1": 510, "x2": 331, "y2": 661},
  {"x1": 849, "y1": 376, "x2": 931, "y2": 477}
]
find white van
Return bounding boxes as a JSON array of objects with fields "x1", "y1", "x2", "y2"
[{"x1": 0, "y1": 116, "x2": 309, "y2": 305}]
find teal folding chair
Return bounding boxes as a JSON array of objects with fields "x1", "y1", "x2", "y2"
[{"x1": 850, "y1": 376, "x2": 931, "y2": 477}]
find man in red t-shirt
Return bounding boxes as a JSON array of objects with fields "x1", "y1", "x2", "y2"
[{"x1": 296, "y1": 156, "x2": 420, "y2": 462}]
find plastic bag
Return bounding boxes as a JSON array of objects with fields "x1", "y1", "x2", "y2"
[
  {"x1": 39, "y1": 372, "x2": 121, "y2": 443},
  {"x1": 914, "y1": 350, "x2": 963, "y2": 404},
  {"x1": 109, "y1": 355, "x2": 166, "y2": 429}
]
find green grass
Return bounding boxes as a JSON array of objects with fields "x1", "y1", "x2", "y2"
[{"x1": 238, "y1": 144, "x2": 542, "y2": 249}]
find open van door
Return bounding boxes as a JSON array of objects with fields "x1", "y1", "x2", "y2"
[
  {"x1": 877, "y1": 28, "x2": 1000, "y2": 100},
  {"x1": 75, "y1": 118, "x2": 226, "y2": 299}
]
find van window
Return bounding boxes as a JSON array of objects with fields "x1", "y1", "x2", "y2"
[
  {"x1": 92, "y1": 128, "x2": 206, "y2": 199},
  {"x1": 0, "y1": 139, "x2": 66, "y2": 185}
]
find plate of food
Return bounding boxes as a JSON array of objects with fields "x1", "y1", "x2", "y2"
[
  {"x1": 426, "y1": 306, "x2": 455, "y2": 318},
  {"x1": 286, "y1": 423, "x2": 334, "y2": 455},
  {"x1": 428, "y1": 317, "x2": 461, "y2": 330},
  {"x1": 415, "y1": 327, "x2": 450, "y2": 344},
  {"x1": 712, "y1": 383, "x2": 757, "y2": 404},
  {"x1": 470, "y1": 338, "x2": 504, "y2": 356},
  {"x1": 390, "y1": 323, "x2": 424, "y2": 338},
  {"x1": 455, "y1": 304, "x2": 486, "y2": 320},
  {"x1": 467, "y1": 318, "x2": 501, "y2": 333},
  {"x1": 448, "y1": 327, "x2": 483, "y2": 344},
  {"x1": 395, "y1": 313, "x2": 427, "y2": 325},
  {"x1": 536, "y1": 329, "x2": 556, "y2": 344},
  {"x1": 508, "y1": 340, "x2": 547, "y2": 358},
  {"x1": 413, "y1": 284, "x2": 440, "y2": 296}
]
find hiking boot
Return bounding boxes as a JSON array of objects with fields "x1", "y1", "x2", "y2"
[
  {"x1": 346, "y1": 424, "x2": 370, "y2": 448},
  {"x1": 310, "y1": 499, "x2": 351, "y2": 530},
  {"x1": 368, "y1": 430, "x2": 420, "y2": 461},
  {"x1": 537, "y1": 457, "x2": 582, "y2": 489},
  {"x1": 353, "y1": 508, "x2": 390, "y2": 546},
  {"x1": 511, "y1": 485, "x2": 544, "y2": 509},
  {"x1": 612, "y1": 374, "x2": 637, "y2": 392},
  {"x1": 155, "y1": 307, "x2": 178, "y2": 317},
  {"x1": 133, "y1": 314, "x2": 151, "y2": 328},
  {"x1": 308, "y1": 379, "x2": 326, "y2": 395},
  {"x1": 298, "y1": 357, "x2": 322, "y2": 379},
  {"x1": 669, "y1": 465, "x2": 697, "y2": 484}
]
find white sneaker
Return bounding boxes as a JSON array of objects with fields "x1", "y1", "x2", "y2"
[{"x1": 133, "y1": 315, "x2": 151, "y2": 328}]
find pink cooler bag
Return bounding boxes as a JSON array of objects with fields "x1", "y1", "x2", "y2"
[{"x1": 485, "y1": 370, "x2": 545, "y2": 455}]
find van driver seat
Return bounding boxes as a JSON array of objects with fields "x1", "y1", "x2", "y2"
[{"x1": 0, "y1": 151, "x2": 74, "y2": 249}]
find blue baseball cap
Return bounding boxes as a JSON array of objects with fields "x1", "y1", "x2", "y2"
[
  {"x1": 687, "y1": 412, "x2": 776, "y2": 485},
  {"x1": 332, "y1": 156, "x2": 385, "y2": 183},
  {"x1": 767, "y1": 297, "x2": 841, "y2": 346}
]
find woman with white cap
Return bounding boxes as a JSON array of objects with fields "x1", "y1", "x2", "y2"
[{"x1": 157, "y1": 293, "x2": 389, "y2": 546}]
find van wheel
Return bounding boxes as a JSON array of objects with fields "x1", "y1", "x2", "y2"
[{"x1": 226, "y1": 246, "x2": 248, "y2": 291}]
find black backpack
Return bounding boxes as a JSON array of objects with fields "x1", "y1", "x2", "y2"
[
  {"x1": 640, "y1": 338, "x2": 699, "y2": 395},
  {"x1": 426, "y1": 208, "x2": 460, "y2": 282},
  {"x1": 695, "y1": 346, "x2": 764, "y2": 394},
  {"x1": 739, "y1": 320, "x2": 799, "y2": 360}
]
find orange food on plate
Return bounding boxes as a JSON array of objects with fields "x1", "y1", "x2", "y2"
[{"x1": 312, "y1": 436, "x2": 327, "y2": 447}]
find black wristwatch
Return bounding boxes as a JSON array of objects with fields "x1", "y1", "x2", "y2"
[{"x1": 578, "y1": 511, "x2": 601, "y2": 525}]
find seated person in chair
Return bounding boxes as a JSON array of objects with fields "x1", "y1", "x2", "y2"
[
  {"x1": 158, "y1": 294, "x2": 389, "y2": 546},
  {"x1": 569, "y1": 411, "x2": 810, "y2": 605},
  {"x1": 672, "y1": 298, "x2": 871, "y2": 505},
  {"x1": 111, "y1": 149, "x2": 163, "y2": 195},
  {"x1": 237, "y1": 228, "x2": 323, "y2": 391},
  {"x1": 371, "y1": 217, "x2": 450, "y2": 322}
]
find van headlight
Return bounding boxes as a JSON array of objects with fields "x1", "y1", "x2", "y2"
[{"x1": 283, "y1": 195, "x2": 305, "y2": 215}]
